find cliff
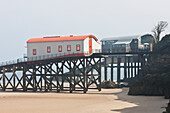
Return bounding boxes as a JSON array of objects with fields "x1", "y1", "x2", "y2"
[{"x1": 128, "y1": 34, "x2": 170, "y2": 99}]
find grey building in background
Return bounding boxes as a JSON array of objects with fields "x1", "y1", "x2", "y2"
[{"x1": 101, "y1": 35, "x2": 139, "y2": 53}]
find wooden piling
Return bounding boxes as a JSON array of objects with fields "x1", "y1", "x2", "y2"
[
  {"x1": 127, "y1": 57, "x2": 130, "y2": 78},
  {"x1": 117, "y1": 57, "x2": 121, "y2": 83},
  {"x1": 124, "y1": 56, "x2": 127, "y2": 79},
  {"x1": 111, "y1": 57, "x2": 114, "y2": 82},
  {"x1": 2, "y1": 67, "x2": 6, "y2": 91},
  {"x1": 23, "y1": 66, "x2": 27, "y2": 92},
  {"x1": 13, "y1": 66, "x2": 16, "y2": 91},
  {"x1": 131, "y1": 60, "x2": 133, "y2": 78},
  {"x1": 104, "y1": 57, "x2": 107, "y2": 81}
]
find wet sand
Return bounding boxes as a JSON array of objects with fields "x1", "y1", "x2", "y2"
[{"x1": 0, "y1": 88, "x2": 168, "y2": 113}]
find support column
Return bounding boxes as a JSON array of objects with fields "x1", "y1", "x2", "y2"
[
  {"x1": 86, "y1": 58, "x2": 88, "y2": 91},
  {"x1": 33, "y1": 66, "x2": 37, "y2": 92},
  {"x1": 13, "y1": 66, "x2": 16, "y2": 91},
  {"x1": 73, "y1": 60, "x2": 76, "y2": 91},
  {"x1": 56, "y1": 63, "x2": 60, "y2": 92},
  {"x1": 98, "y1": 57, "x2": 102, "y2": 91},
  {"x1": 69, "y1": 60, "x2": 72, "y2": 93},
  {"x1": 127, "y1": 57, "x2": 130, "y2": 78},
  {"x1": 117, "y1": 57, "x2": 121, "y2": 83},
  {"x1": 83, "y1": 58, "x2": 86, "y2": 93},
  {"x1": 141, "y1": 54, "x2": 146, "y2": 77},
  {"x1": 134, "y1": 56, "x2": 137, "y2": 77},
  {"x1": 44, "y1": 65, "x2": 47, "y2": 92},
  {"x1": 23, "y1": 66, "x2": 27, "y2": 92},
  {"x1": 2, "y1": 67, "x2": 6, "y2": 91},
  {"x1": 131, "y1": 59, "x2": 133, "y2": 78},
  {"x1": 61, "y1": 62, "x2": 64, "y2": 90},
  {"x1": 104, "y1": 57, "x2": 107, "y2": 81},
  {"x1": 49, "y1": 64, "x2": 53, "y2": 91},
  {"x1": 111, "y1": 57, "x2": 114, "y2": 82},
  {"x1": 124, "y1": 56, "x2": 127, "y2": 79},
  {"x1": 40, "y1": 66, "x2": 43, "y2": 91}
]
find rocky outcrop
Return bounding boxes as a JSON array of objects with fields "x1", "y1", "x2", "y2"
[
  {"x1": 128, "y1": 34, "x2": 170, "y2": 99},
  {"x1": 163, "y1": 100, "x2": 170, "y2": 113},
  {"x1": 101, "y1": 80, "x2": 126, "y2": 88},
  {"x1": 128, "y1": 74, "x2": 170, "y2": 98},
  {"x1": 101, "y1": 80, "x2": 116, "y2": 88}
]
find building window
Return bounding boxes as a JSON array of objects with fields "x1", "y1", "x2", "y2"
[
  {"x1": 33, "y1": 49, "x2": 36, "y2": 55},
  {"x1": 67, "y1": 45, "x2": 71, "y2": 51},
  {"x1": 102, "y1": 41, "x2": 105, "y2": 45},
  {"x1": 76, "y1": 44, "x2": 80, "y2": 51},
  {"x1": 58, "y1": 45, "x2": 62, "y2": 52},
  {"x1": 47, "y1": 46, "x2": 51, "y2": 53}
]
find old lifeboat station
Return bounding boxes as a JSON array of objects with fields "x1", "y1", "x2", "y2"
[
  {"x1": 27, "y1": 35, "x2": 101, "y2": 60},
  {"x1": 0, "y1": 35, "x2": 102, "y2": 93}
]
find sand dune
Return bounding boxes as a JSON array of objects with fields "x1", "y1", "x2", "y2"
[{"x1": 0, "y1": 88, "x2": 168, "y2": 113}]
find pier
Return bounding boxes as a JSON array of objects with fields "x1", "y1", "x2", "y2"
[{"x1": 0, "y1": 51, "x2": 166, "y2": 93}]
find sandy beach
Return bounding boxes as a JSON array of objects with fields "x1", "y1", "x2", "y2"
[{"x1": 0, "y1": 88, "x2": 168, "y2": 113}]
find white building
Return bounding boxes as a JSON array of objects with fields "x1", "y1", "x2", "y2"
[{"x1": 27, "y1": 35, "x2": 101, "y2": 59}]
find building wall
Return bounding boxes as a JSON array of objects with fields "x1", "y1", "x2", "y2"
[
  {"x1": 83, "y1": 37, "x2": 101, "y2": 53},
  {"x1": 112, "y1": 47, "x2": 127, "y2": 52},
  {"x1": 130, "y1": 39, "x2": 138, "y2": 52},
  {"x1": 101, "y1": 41, "x2": 114, "y2": 53},
  {"x1": 27, "y1": 37, "x2": 101, "y2": 58},
  {"x1": 84, "y1": 38, "x2": 89, "y2": 52},
  {"x1": 112, "y1": 44, "x2": 130, "y2": 52},
  {"x1": 92, "y1": 38, "x2": 101, "y2": 52},
  {"x1": 138, "y1": 34, "x2": 155, "y2": 51},
  {"x1": 27, "y1": 40, "x2": 84, "y2": 58}
]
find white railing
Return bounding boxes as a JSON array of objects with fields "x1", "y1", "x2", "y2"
[{"x1": 0, "y1": 49, "x2": 101, "y2": 66}]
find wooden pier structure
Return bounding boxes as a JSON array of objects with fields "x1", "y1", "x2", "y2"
[
  {"x1": 0, "y1": 52, "x2": 154, "y2": 93},
  {"x1": 0, "y1": 55, "x2": 102, "y2": 93}
]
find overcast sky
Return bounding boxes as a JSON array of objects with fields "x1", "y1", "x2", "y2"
[{"x1": 0, "y1": 0, "x2": 170, "y2": 62}]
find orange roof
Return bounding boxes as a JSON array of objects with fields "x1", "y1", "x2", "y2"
[{"x1": 27, "y1": 35, "x2": 98, "y2": 43}]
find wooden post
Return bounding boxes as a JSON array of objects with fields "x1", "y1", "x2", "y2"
[
  {"x1": 127, "y1": 57, "x2": 130, "y2": 78},
  {"x1": 40, "y1": 66, "x2": 43, "y2": 91},
  {"x1": 23, "y1": 66, "x2": 27, "y2": 92},
  {"x1": 69, "y1": 60, "x2": 72, "y2": 93},
  {"x1": 61, "y1": 62, "x2": 64, "y2": 90},
  {"x1": 86, "y1": 58, "x2": 88, "y2": 92},
  {"x1": 104, "y1": 57, "x2": 107, "y2": 81},
  {"x1": 137, "y1": 55, "x2": 140, "y2": 77},
  {"x1": 98, "y1": 57, "x2": 102, "y2": 91},
  {"x1": 111, "y1": 57, "x2": 114, "y2": 82},
  {"x1": 141, "y1": 54, "x2": 146, "y2": 76},
  {"x1": 83, "y1": 58, "x2": 86, "y2": 93},
  {"x1": 44, "y1": 66, "x2": 47, "y2": 92},
  {"x1": 33, "y1": 66, "x2": 37, "y2": 92},
  {"x1": 49, "y1": 64, "x2": 52, "y2": 91},
  {"x1": 73, "y1": 60, "x2": 76, "y2": 91},
  {"x1": 134, "y1": 56, "x2": 137, "y2": 77},
  {"x1": 124, "y1": 56, "x2": 127, "y2": 79},
  {"x1": 13, "y1": 66, "x2": 16, "y2": 91},
  {"x1": 56, "y1": 63, "x2": 60, "y2": 93},
  {"x1": 131, "y1": 59, "x2": 133, "y2": 78},
  {"x1": 2, "y1": 67, "x2": 6, "y2": 91},
  {"x1": 117, "y1": 57, "x2": 121, "y2": 83}
]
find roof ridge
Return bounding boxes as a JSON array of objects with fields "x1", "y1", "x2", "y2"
[{"x1": 27, "y1": 35, "x2": 98, "y2": 43}]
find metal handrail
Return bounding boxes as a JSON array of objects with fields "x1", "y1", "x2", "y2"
[{"x1": 0, "y1": 49, "x2": 101, "y2": 66}]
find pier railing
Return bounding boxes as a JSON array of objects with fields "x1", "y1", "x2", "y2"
[{"x1": 0, "y1": 49, "x2": 101, "y2": 66}]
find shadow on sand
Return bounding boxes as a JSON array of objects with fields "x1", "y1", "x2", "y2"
[{"x1": 110, "y1": 88, "x2": 167, "y2": 113}]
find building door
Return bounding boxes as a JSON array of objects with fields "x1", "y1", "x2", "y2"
[{"x1": 89, "y1": 37, "x2": 92, "y2": 53}]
